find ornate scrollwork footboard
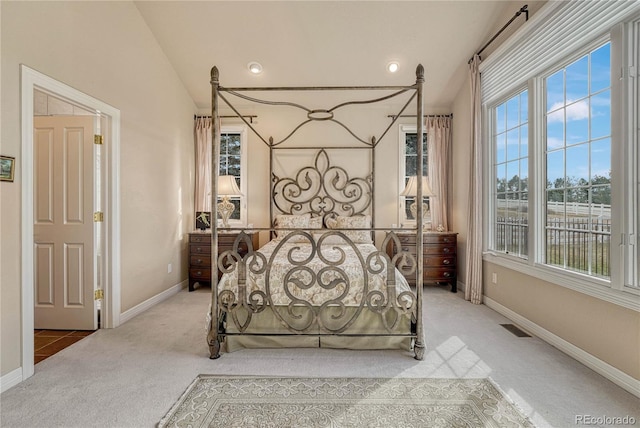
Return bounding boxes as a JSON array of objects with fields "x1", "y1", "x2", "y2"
[{"x1": 209, "y1": 230, "x2": 419, "y2": 357}]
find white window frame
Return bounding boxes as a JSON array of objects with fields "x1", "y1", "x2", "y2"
[
  {"x1": 480, "y1": 1, "x2": 640, "y2": 311},
  {"x1": 488, "y1": 87, "x2": 530, "y2": 260},
  {"x1": 397, "y1": 124, "x2": 429, "y2": 227},
  {"x1": 219, "y1": 125, "x2": 248, "y2": 227}
]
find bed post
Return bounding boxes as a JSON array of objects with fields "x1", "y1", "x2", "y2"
[
  {"x1": 414, "y1": 64, "x2": 426, "y2": 360},
  {"x1": 207, "y1": 66, "x2": 221, "y2": 359}
]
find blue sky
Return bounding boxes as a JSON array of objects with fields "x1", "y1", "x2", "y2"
[{"x1": 495, "y1": 42, "x2": 611, "y2": 193}]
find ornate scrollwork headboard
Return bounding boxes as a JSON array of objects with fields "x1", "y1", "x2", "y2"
[{"x1": 271, "y1": 149, "x2": 372, "y2": 223}]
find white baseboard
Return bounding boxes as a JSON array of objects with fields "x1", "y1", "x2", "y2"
[
  {"x1": 1, "y1": 367, "x2": 23, "y2": 394},
  {"x1": 484, "y1": 296, "x2": 640, "y2": 398},
  {"x1": 119, "y1": 280, "x2": 187, "y2": 325}
]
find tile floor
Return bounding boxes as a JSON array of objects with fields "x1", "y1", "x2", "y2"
[{"x1": 34, "y1": 330, "x2": 95, "y2": 364}]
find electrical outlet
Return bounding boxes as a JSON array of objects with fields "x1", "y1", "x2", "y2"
[
  {"x1": 168, "y1": 263, "x2": 173, "y2": 274},
  {"x1": 492, "y1": 272, "x2": 498, "y2": 284}
]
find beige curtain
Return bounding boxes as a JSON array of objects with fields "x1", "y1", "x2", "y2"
[
  {"x1": 427, "y1": 116, "x2": 452, "y2": 231},
  {"x1": 464, "y1": 55, "x2": 483, "y2": 304},
  {"x1": 194, "y1": 117, "x2": 212, "y2": 211}
]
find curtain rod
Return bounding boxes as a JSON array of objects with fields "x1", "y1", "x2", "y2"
[
  {"x1": 468, "y1": 4, "x2": 528, "y2": 64},
  {"x1": 194, "y1": 114, "x2": 257, "y2": 124}
]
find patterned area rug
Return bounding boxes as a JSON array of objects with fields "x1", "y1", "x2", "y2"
[{"x1": 158, "y1": 376, "x2": 535, "y2": 427}]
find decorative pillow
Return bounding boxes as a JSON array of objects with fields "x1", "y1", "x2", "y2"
[
  {"x1": 274, "y1": 213, "x2": 311, "y2": 241},
  {"x1": 328, "y1": 215, "x2": 373, "y2": 244},
  {"x1": 312, "y1": 230, "x2": 348, "y2": 245},
  {"x1": 325, "y1": 216, "x2": 338, "y2": 229}
]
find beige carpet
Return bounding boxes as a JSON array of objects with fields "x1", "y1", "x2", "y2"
[{"x1": 158, "y1": 376, "x2": 535, "y2": 427}]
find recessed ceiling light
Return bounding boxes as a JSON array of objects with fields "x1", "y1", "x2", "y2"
[
  {"x1": 248, "y1": 62, "x2": 263, "y2": 74},
  {"x1": 387, "y1": 62, "x2": 399, "y2": 73}
]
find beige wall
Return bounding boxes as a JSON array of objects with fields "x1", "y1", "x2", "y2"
[
  {"x1": 1, "y1": 1, "x2": 195, "y2": 376},
  {"x1": 450, "y1": 0, "x2": 639, "y2": 381},
  {"x1": 484, "y1": 263, "x2": 640, "y2": 379}
]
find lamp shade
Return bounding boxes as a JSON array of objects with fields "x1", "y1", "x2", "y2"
[
  {"x1": 218, "y1": 175, "x2": 242, "y2": 196},
  {"x1": 400, "y1": 176, "x2": 435, "y2": 197}
]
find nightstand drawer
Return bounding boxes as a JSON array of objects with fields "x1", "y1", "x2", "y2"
[
  {"x1": 189, "y1": 267, "x2": 211, "y2": 280},
  {"x1": 424, "y1": 255, "x2": 456, "y2": 267},
  {"x1": 190, "y1": 234, "x2": 211, "y2": 244},
  {"x1": 424, "y1": 234, "x2": 456, "y2": 244},
  {"x1": 424, "y1": 244, "x2": 456, "y2": 255},
  {"x1": 190, "y1": 255, "x2": 211, "y2": 267},
  {"x1": 424, "y1": 268, "x2": 456, "y2": 282},
  {"x1": 190, "y1": 244, "x2": 211, "y2": 255}
]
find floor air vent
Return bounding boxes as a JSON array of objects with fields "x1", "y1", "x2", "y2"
[{"x1": 500, "y1": 323, "x2": 531, "y2": 337}]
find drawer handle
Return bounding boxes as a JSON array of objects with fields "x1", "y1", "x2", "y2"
[
  {"x1": 443, "y1": 247, "x2": 450, "y2": 253},
  {"x1": 443, "y1": 272, "x2": 452, "y2": 278},
  {"x1": 444, "y1": 237, "x2": 452, "y2": 242},
  {"x1": 402, "y1": 247, "x2": 410, "y2": 252},
  {"x1": 443, "y1": 259, "x2": 450, "y2": 265},
  {"x1": 196, "y1": 258, "x2": 203, "y2": 264},
  {"x1": 196, "y1": 271, "x2": 202, "y2": 275}
]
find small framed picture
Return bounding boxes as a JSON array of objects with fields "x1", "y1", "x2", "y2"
[
  {"x1": 0, "y1": 156, "x2": 15, "y2": 182},
  {"x1": 195, "y1": 211, "x2": 211, "y2": 230}
]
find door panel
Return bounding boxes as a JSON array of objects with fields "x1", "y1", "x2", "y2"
[{"x1": 34, "y1": 116, "x2": 96, "y2": 330}]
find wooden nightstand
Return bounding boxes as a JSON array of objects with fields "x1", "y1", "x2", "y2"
[
  {"x1": 188, "y1": 231, "x2": 259, "y2": 292},
  {"x1": 386, "y1": 231, "x2": 457, "y2": 292}
]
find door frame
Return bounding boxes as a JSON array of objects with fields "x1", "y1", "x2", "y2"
[{"x1": 20, "y1": 65, "x2": 121, "y2": 380}]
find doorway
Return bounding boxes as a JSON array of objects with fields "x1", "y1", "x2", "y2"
[{"x1": 21, "y1": 66, "x2": 121, "y2": 381}]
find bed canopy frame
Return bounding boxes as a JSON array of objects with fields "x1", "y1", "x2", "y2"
[{"x1": 207, "y1": 65, "x2": 428, "y2": 359}]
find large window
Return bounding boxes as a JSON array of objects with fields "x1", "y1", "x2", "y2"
[
  {"x1": 482, "y1": 2, "x2": 639, "y2": 307},
  {"x1": 398, "y1": 125, "x2": 429, "y2": 225},
  {"x1": 544, "y1": 43, "x2": 612, "y2": 278}
]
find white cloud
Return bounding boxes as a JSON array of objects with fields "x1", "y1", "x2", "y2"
[
  {"x1": 547, "y1": 137, "x2": 564, "y2": 149},
  {"x1": 547, "y1": 99, "x2": 590, "y2": 123}
]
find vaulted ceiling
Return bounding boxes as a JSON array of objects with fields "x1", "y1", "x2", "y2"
[{"x1": 135, "y1": 1, "x2": 517, "y2": 112}]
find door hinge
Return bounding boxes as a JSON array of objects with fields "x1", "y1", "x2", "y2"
[
  {"x1": 94, "y1": 289, "x2": 104, "y2": 300},
  {"x1": 94, "y1": 135, "x2": 104, "y2": 145},
  {"x1": 93, "y1": 211, "x2": 104, "y2": 222}
]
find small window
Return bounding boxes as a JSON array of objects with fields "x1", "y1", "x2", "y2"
[
  {"x1": 398, "y1": 125, "x2": 429, "y2": 225},
  {"x1": 218, "y1": 126, "x2": 247, "y2": 225}
]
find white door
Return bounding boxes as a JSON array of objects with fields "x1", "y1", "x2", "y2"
[{"x1": 34, "y1": 116, "x2": 97, "y2": 330}]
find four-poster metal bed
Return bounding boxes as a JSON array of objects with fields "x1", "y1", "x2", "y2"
[{"x1": 206, "y1": 65, "x2": 429, "y2": 360}]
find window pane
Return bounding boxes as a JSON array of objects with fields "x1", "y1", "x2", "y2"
[
  {"x1": 496, "y1": 104, "x2": 506, "y2": 134},
  {"x1": 547, "y1": 119, "x2": 564, "y2": 150},
  {"x1": 566, "y1": 143, "x2": 589, "y2": 184},
  {"x1": 590, "y1": 43, "x2": 611, "y2": 93},
  {"x1": 405, "y1": 156, "x2": 416, "y2": 176},
  {"x1": 566, "y1": 55, "x2": 589, "y2": 101},
  {"x1": 506, "y1": 129, "x2": 519, "y2": 161},
  {"x1": 520, "y1": 91, "x2": 528, "y2": 124},
  {"x1": 565, "y1": 100, "x2": 589, "y2": 145},
  {"x1": 520, "y1": 124, "x2": 528, "y2": 157},
  {"x1": 506, "y1": 161, "x2": 519, "y2": 193},
  {"x1": 547, "y1": 150, "x2": 564, "y2": 188},
  {"x1": 496, "y1": 133, "x2": 507, "y2": 164},
  {"x1": 519, "y1": 159, "x2": 528, "y2": 191},
  {"x1": 591, "y1": 138, "x2": 611, "y2": 183},
  {"x1": 506, "y1": 96, "x2": 519, "y2": 130},
  {"x1": 590, "y1": 90, "x2": 611, "y2": 139},
  {"x1": 546, "y1": 70, "x2": 564, "y2": 112}
]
